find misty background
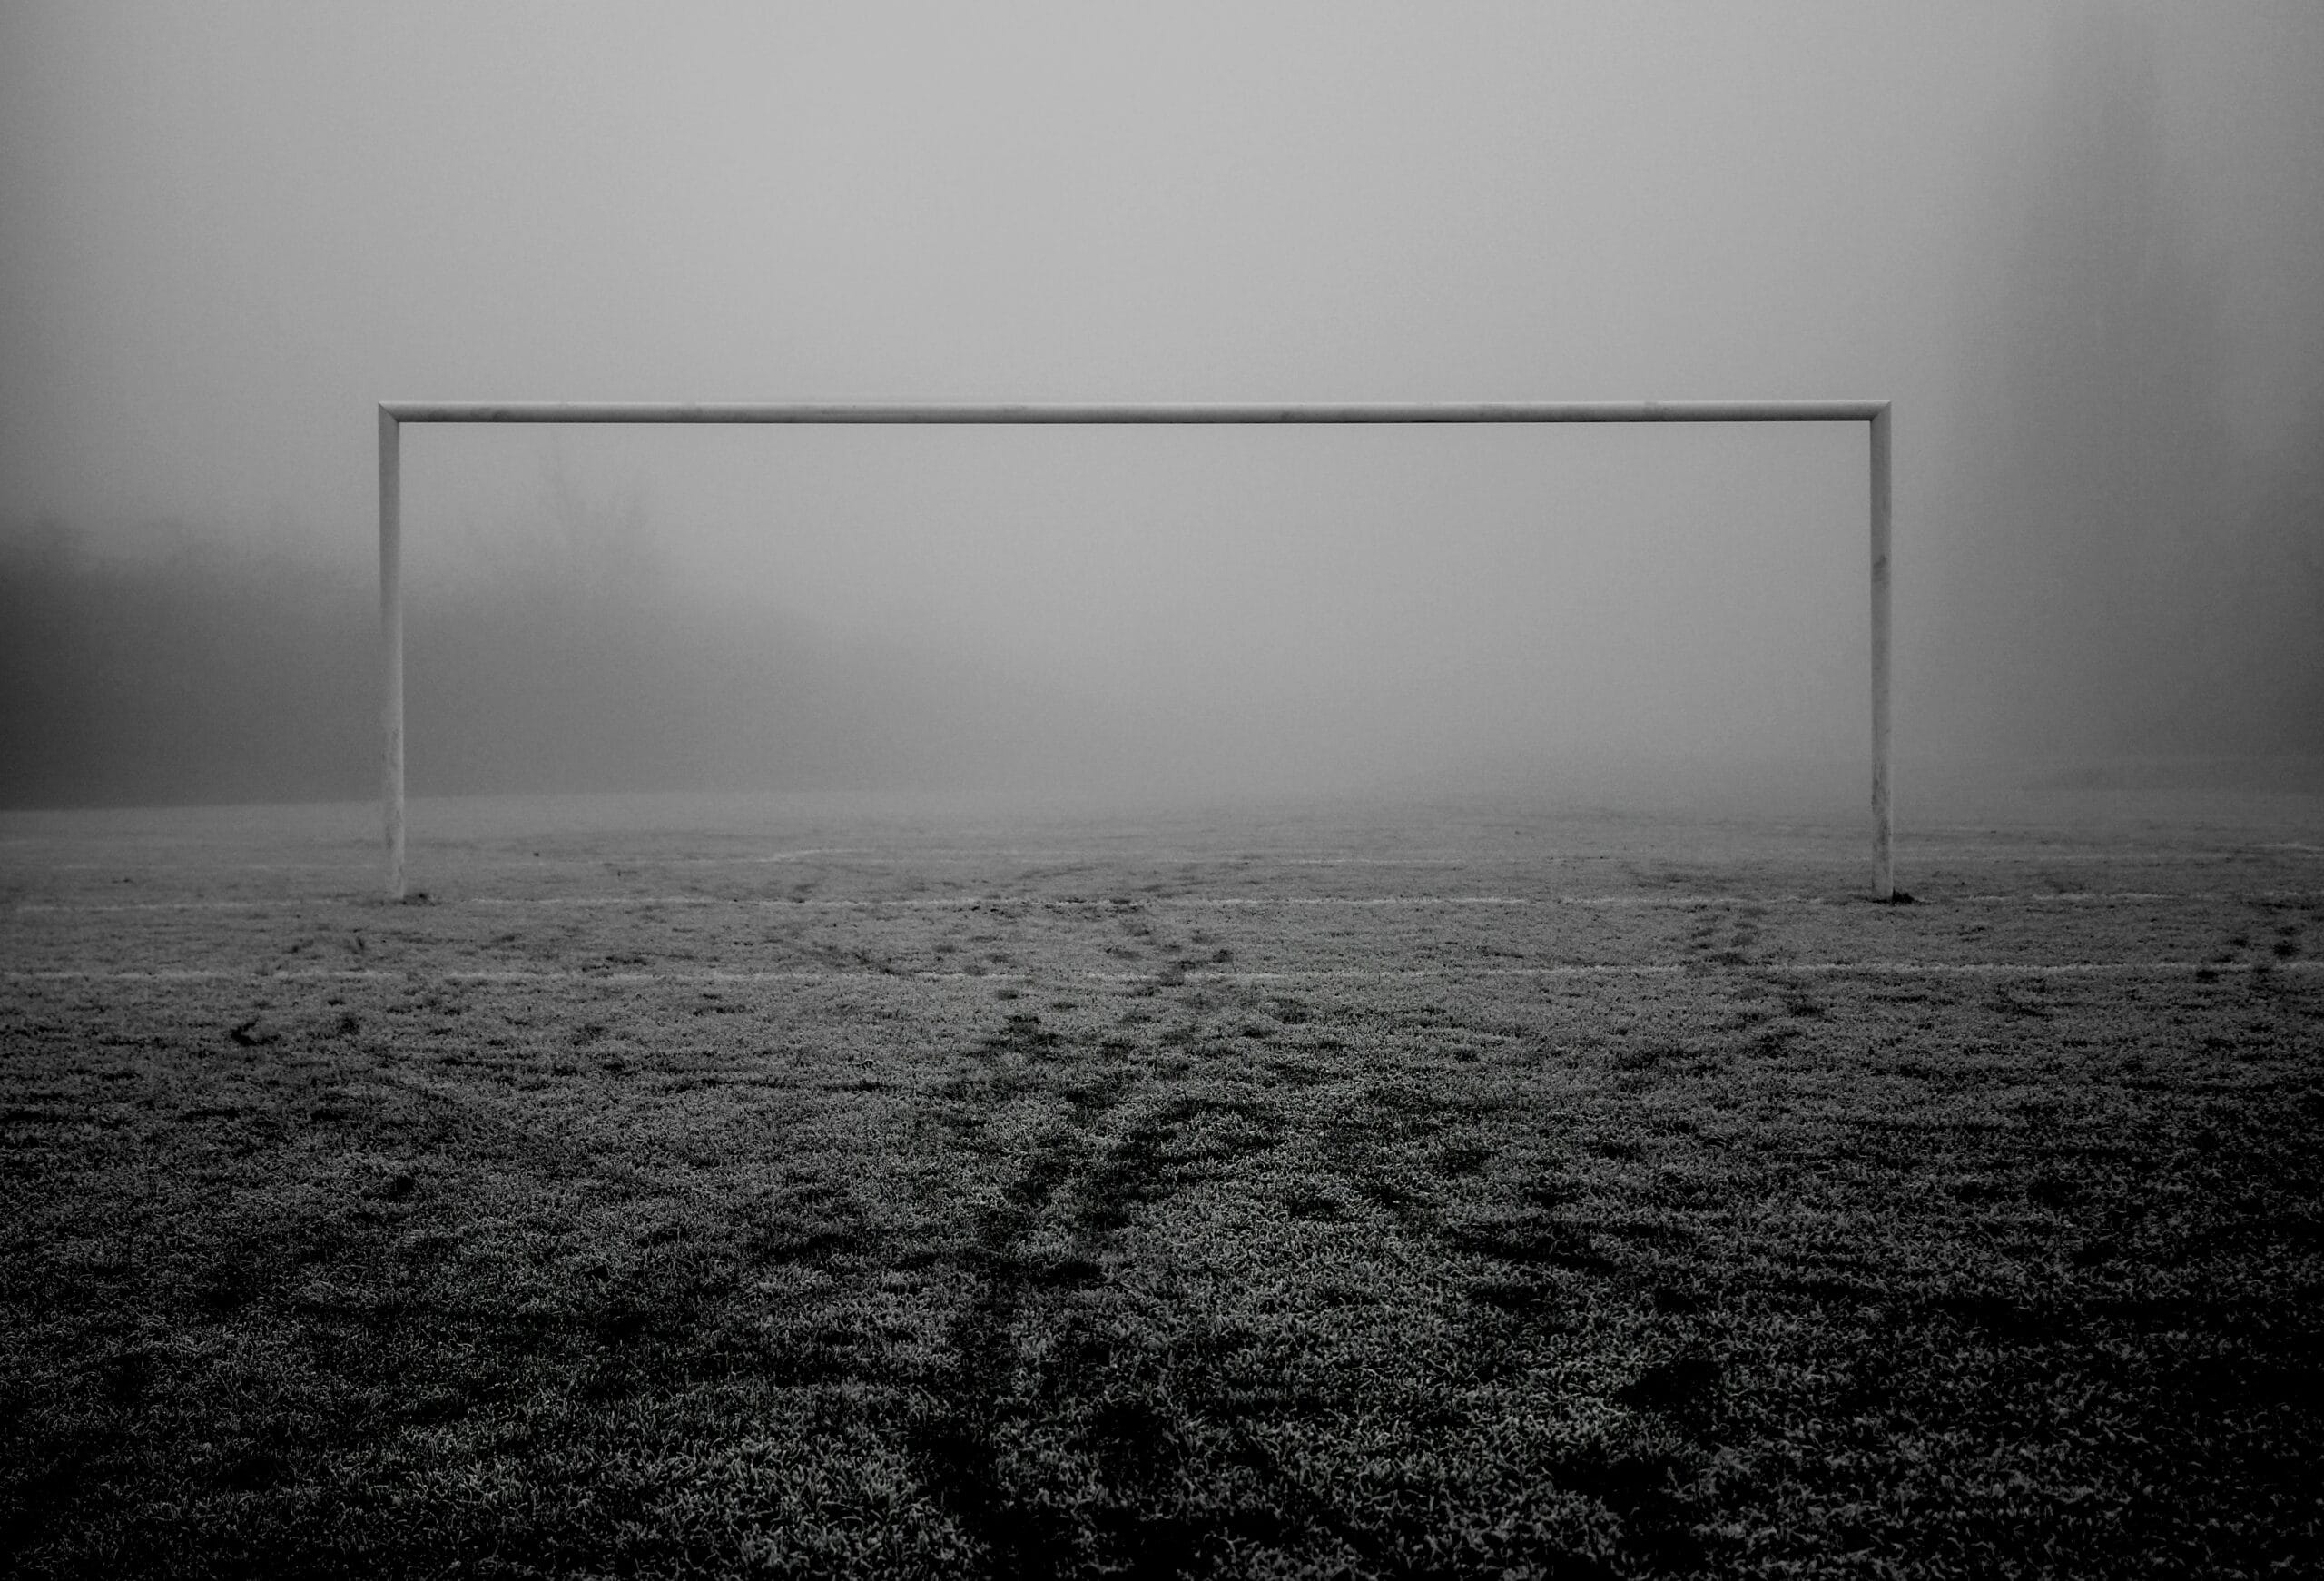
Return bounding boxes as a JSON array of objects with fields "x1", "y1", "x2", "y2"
[{"x1": 4, "y1": 3, "x2": 2320, "y2": 813}]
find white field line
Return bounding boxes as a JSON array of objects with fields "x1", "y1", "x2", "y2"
[
  {"x1": 666, "y1": 848, "x2": 872, "y2": 863},
  {"x1": 11, "y1": 847, "x2": 2320, "y2": 880},
  {"x1": 25, "y1": 848, "x2": 888, "y2": 868},
  {"x1": 461, "y1": 895, "x2": 1556, "y2": 909},
  {"x1": 410, "y1": 851, "x2": 2324, "y2": 865},
  {"x1": 6, "y1": 901, "x2": 330, "y2": 913},
  {"x1": 616, "y1": 848, "x2": 2324, "y2": 865},
  {"x1": 17, "y1": 862, "x2": 358, "y2": 873},
  {"x1": 664, "y1": 850, "x2": 1510, "y2": 864},
  {"x1": 5, "y1": 961, "x2": 2317, "y2": 987},
  {"x1": 4, "y1": 895, "x2": 1536, "y2": 913},
  {"x1": 9, "y1": 891, "x2": 2320, "y2": 914}
]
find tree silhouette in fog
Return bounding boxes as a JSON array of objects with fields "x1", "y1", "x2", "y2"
[
  {"x1": 0, "y1": 469, "x2": 1120, "y2": 808},
  {"x1": 1941, "y1": 6, "x2": 2324, "y2": 759}
]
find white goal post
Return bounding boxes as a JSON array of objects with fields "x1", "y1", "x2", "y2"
[{"x1": 377, "y1": 400, "x2": 1895, "y2": 900}]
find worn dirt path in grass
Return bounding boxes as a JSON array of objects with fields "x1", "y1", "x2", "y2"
[{"x1": 4, "y1": 791, "x2": 2320, "y2": 1577}]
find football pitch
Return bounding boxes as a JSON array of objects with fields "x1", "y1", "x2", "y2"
[{"x1": 3, "y1": 791, "x2": 2319, "y2": 1577}]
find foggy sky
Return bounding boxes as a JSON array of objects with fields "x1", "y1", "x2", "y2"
[{"x1": 4, "y1": 3, "x2": 2321, "y2": 807}]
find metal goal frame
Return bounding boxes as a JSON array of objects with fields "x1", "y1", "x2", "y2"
[{"x1": 377, "y1": 400, "x2": 1895, "y2": 898}]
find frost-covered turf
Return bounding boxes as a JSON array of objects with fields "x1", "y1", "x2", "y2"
[{"x1": 3, "y1": 794, "x2": 2319, "y2": 1577}]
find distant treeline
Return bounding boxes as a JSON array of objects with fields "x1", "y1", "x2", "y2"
[
  {"x1": 3, "y1": 531, "x2": 372, "y2": 806},
  {"x1": 5, "y1": 480, "x2": 2319, "y2": 812},
  {"x1": 1931, "y1": 10, "x2": 2324, "y2": 759},
  {"x1": 0, "y1": 527, "x2": 1088, "y2": 810}
]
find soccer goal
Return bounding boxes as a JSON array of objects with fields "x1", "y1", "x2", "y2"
[{"x1": 376, "y1": 400, "x2": 1896, "y2": 899}]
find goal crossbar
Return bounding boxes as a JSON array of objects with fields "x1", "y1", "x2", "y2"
[
  {"x1": 377, "y1": 400, "x2": 1896, "y2": 898},
  {"x1": 382, "y1": 400, "x2": 1888, "y2": 426}
]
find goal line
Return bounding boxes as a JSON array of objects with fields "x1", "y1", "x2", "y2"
[{"x1": 376, "y1": 400, "x2": 1896, "y2": 900}]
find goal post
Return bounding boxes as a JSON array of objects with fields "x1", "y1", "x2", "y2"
[{"x1": 376, "y1": 400, "x2": 1896, "y2": 900}]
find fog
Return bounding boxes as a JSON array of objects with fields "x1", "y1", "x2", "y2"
[{"x1": 4, "y1": 3, "x2": 2320, "y2": 812}]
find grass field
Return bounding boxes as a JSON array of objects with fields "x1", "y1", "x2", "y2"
[{"x1": 4, "y1": 790, "x2": 2320, "y2": 1577}]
